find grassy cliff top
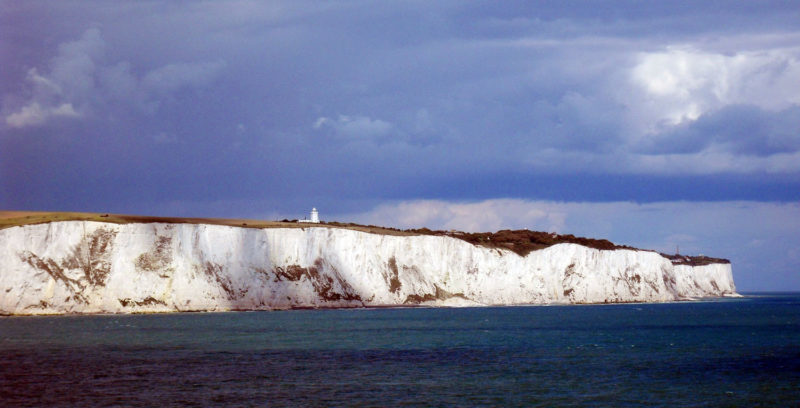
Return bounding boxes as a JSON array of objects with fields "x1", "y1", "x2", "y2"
[
  {"x1": 0, "y1": 211, "x2": 418, "y2": 236},
  {"x1": 0, "y1": 211, "x2": 729, "y2": 263}
]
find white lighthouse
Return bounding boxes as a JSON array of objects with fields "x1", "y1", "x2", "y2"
[{"x1": 300, "y1": 208, "x2": 320, "y2": 223}]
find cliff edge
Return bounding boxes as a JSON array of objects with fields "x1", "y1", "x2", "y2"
[{"x1": 0, "y1": 220, "x2": 736, "y2": 315}]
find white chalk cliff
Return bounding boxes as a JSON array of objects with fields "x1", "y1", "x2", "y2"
[{"x1": 0, "y1": 221, "x2": 736, "y2": 315}]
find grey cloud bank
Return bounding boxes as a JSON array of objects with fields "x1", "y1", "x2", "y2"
[{"x1": 1, "y1": 1, "x2": 799, "y2": 290}]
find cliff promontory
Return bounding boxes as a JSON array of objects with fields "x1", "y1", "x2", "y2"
[{"x1": 0, "y1": 215, "x2": 736, "y2": 315}]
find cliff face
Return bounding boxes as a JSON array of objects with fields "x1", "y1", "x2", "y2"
[{"x1": 0, "y1": 221, "x2": 737, "y2": 315}]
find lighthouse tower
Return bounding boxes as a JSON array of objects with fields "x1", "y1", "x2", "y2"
[{"x1": 299, "y1": 207, "x2": 321, "y2": 223}]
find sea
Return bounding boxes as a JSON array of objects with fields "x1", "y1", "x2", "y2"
[{"x1": 1, "y1": 293, "x2": 798, "y2": 407}]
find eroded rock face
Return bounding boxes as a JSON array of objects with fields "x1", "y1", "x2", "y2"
[{"x1": 0, "y1": 221, "x2": 737, "y2": 315}]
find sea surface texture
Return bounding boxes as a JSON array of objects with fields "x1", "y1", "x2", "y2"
[
  {"x1": 1, "y1": 294, "x2": 798, "y2": 406},
  {"x1": 0, "y1": 221, "x2": 735, "y2": 314}
]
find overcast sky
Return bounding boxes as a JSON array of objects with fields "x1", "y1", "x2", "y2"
[{"x1": 2, "y1": 1, "x2": 799, "y2": 291}]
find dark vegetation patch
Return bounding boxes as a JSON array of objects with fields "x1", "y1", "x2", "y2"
[
  {"x1": 403, "y1": 293, "x2": 436, "y2": 303},
  {"x1": 18, "y1": 251, "x2": 88, "y2": 304},
  {"x1": 403, "y1": 285, "x2": 467, "y2": 305},
  {"x1": 661, "y1": 254, "x2": 731, "y2": 266},
  {"x1": 329, "y1": 223, "x2": 634, "y2": 256},
  {"x1": 135, "y1": 235, "x2": 173, "y2": 275},
  {"x1": 252, "y1": 267, "x2": 270, "y2": 278},
  {"x1": 17, "y1": 228, "x2": 117, "y2": 303},
  {"x1": 564, "y1": 263, "x2": 577, "y2": 279},
  {"x1": 387, "y1": 257, "x2": 402, "y2": 294},
  {"x1": 646, "y1": 278, "x2": 660, "y2": 293},
  {"x1": 200, "y1": 261, "x2": 243, "y2": 300},
  {"x1": 72, "y1": 228, "x2": 116, "y2": 286},
  {"x1": 19, "y1": 251, "x2": 78, "y2": 287},
  {"x1": 710, "y1": 280, "x2": 720, "y2": 291},
  {"x1": 273, "y1": 265, "x2": 308, "y2": 282},
  {"x1": 614, "y1": 268, "x2": 642, "y2": 297},
  {"x1": 118, "y1": 297, "x2": 166, "y2": 307},
  {"x1": 561, "y1": 263, "x2": 579, "y2": 298},
  {"x1": 273, "y1": 259, "x2": 362, "y2": 303},
  {"x1": 450, "y1": 229, "x2": 631, "y2": 257}
]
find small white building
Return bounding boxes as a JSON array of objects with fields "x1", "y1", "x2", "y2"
[{"x1": 299, "y1": 208, "x2": 320, "y2": 223}]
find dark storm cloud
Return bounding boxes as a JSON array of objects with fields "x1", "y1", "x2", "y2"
[
  {"x1": 638, "y1": 105, "x2": 800, "y2": 157},
  {"x1": 2, "y1": 0, "x2": 800, "y2": 217}
]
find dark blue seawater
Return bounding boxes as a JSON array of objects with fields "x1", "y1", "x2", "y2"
[{"x1": 1, "y1": 294, "x2": 798, "y2": 407}]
